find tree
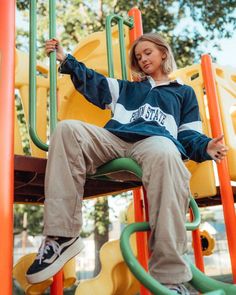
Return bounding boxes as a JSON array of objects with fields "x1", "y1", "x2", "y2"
[
  {"x1": 14, "y1": 204, "x2": 44, "y2": 236},
  {"x1": 114, "y1": 0, "x2": 236, "y2": 67},
  {"x1": 16, "y1": 0, "x2": 236, "y2": 65},
  {"x1": 93, "y1": 197, "x2": 109, "y2": 276}
]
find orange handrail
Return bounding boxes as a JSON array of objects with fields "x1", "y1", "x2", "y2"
[
  {"x1": 0, "y1": 1, "x2": 15, "y2": 295},
  {"x1": 128, "y1": 8, "x2": 149, "y2": 294},
  {"x1": 128, "y1": 7, "x2": 143, "y2": 44},
  {"x1": 133, "y1": 188, "x2": 151, "y2": 295},
  {"x1": 50, "y1": 270, "x2": 64, "y2": 295},
  {"x1": 201, "y1": 54, "x2": 236, "y2": 282},
  {"x1": 190, "y1": 211, "x2": 205, "y2": 272}
]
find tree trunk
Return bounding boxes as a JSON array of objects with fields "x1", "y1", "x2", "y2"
[{"x1": 93, "y1": 197, "x2": 109, "y2": 276}]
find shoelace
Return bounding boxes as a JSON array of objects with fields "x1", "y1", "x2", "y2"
[
  {"x1": 176, "y1": 284, "x2": 190, "y2": 294},
  {"x1": 165, "y1": 284, "x2": 190, "y2": 295},
  {"x1": 36, "y1": 237, "x2": 61, "y2": 264}
]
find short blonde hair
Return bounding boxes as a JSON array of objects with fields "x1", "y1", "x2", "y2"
[{"x1": 129, "y1": 33, "x2": 177, "y2": 76}]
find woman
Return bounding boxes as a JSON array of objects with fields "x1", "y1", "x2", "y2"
[{"x1": 26, "y1": 33, "x2": 228, "y2": 294}]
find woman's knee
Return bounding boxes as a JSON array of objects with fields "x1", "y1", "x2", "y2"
[
  {"x1": 53, "y1": 120, "x2": 78, "y2": 137},
  {"x1": 149, "y1": 145, "x2": 180, "y2": 162},
  {"x1": 50, "y1": 120, "x2": 81, "y2": 146}
]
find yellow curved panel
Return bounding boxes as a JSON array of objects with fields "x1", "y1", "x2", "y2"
[
  {"x1": 214, "y1": 65, "x2": 236, "y2": 181},
  {"x1": 13, "y1": 253, "x2": 76, "y2": 294},
  {"x1": 13, "y1": 253, "x2": 53, "y2": 295},
  {"x1": 58, "y1": 26, "x2": 131, "y2": 126},
  {"x1": 75, "y1": 203, "x2": 140, "y2": 295},
  {"x1": 14, "y1": 50, "x2": 49, "y2": 158},
  {"x1": 171, "y1": 65, "x2": 216, "y2": 198}
]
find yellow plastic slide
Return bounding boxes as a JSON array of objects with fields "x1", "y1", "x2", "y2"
[
  {"x1": 214, "y1": 64, "x2": 236, "y2": 181},
  {"x1": 75, "y1": 202, "x2": 140, "y2": 295}
]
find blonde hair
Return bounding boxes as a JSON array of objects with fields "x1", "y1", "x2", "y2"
[{"x1": 129, "y1": 33, "x2": 177, "y2": 77}]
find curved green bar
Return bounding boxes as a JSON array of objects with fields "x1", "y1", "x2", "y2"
[
  {"x1": 94, "y1": 158, "x2": 142, "y2": 179},
  {"x1": 120, "y1": 222, "x2": 235, "y2": 294},
  {"x1": 93, "y1": 159, "x2": 200, "y2": 229},
  {"x1": 186, "y1": 197, "x2": 201, "y2": 230},
  {"x1": 120, "y1": 222, "x2": 174, "y2": 295},
  {"x1": 105, "y1": 14, "x2": 133, "y2": 79},
  {"x1": 29, "y1": 0, "x2": 57, "y2": 151},
  {"x1": 189, "y1": 259, "x2": 236, "y2": 295},
  {"x1": 29, "y1": 0, "x2": 49, "y2": 151},
  {"x1": 49, "y1": 0, "x2": 57, "y2": 134}
]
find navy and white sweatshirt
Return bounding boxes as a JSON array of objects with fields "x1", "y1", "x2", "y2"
[{"x1": 59, "y1": 54, "x2": 212, "y2": 163}]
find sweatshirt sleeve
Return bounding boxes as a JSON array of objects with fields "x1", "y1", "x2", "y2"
[
  {"x1": 177, "y1": 86, "x2": 212, "y2": 162},
  {"x1": 58, "y1": 54, "x2": 121, "y2": 111}
]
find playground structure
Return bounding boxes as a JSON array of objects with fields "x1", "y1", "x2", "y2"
[{"x1": 1, "y1": 1, "x2": 236, "y2": 294}]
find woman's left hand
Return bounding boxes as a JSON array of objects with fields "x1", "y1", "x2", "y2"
[{"x1": 206, "y1": 134, "x2": 229, "y2": 163}]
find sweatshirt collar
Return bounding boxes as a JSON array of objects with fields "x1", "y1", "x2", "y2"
[{"x1": 147, "y1": 76, "x2": 184, "y2": 88}]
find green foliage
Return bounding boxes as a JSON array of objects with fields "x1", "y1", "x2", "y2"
[
  {"x1": 15, "y1": 93, "x2": 31, "y2": 155},
  {"x1": 114, "y1": 0, "x2": 236, "y2": 67},
  {"x1": 14, "y1": 204, "x2": 44, "y2": 236},
  {"x1": 94, "y1": 197, "x2": 110, "y2": 235},
  {"x1": 16, "y1": 0, "x2": 113, "y2": 59},
  {"x1": 200, "y1": 208, "x2": 217, "y2": 222},
  {"x1": 16, "y1": 0, "x2": 236, "y2": 67}
]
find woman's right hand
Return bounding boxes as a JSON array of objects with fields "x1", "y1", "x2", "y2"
[{"x1": 45, "y1": 38, "x2": 66, "y2": 63}]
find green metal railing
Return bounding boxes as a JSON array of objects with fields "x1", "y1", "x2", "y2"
[
  {"x1": 29, "y1": 1, "x2": 135, "y2": 151},
  {"x1": 120, "y1": 195, "x2": 236, "y2": 295},
  {"x1": 120, "y1": 221, "x2": 229, "y2": 295},
  {"x1": 29, "y1": 0, "x2": 57, "y2": 151},
  {"x1": 186, "y1": 196, "x2": 201, "y2": 230},
  {"x1": 29, "y1": 7, "x2": 134, "y2": 150},
  {"x1": 105, "y1": 14, "x2": 133, "y2": 79}
]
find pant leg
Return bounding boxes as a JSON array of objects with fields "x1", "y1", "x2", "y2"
[
  {"x1": 126, "y1": 136, "x2": 192, "y2": 284},
  {"x1": 43, "y1": 120, "x2": 129, "y2": 237}
]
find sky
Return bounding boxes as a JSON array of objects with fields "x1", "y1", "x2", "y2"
[
  {"x1": 172, "y1": 9, "x2": 236, "y2": 69},
  {"x1": 212, "y1": 35, "x2": 236, "y2": 68}
]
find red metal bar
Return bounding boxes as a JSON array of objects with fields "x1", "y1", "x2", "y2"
[
  {"x1": 133, "y1": 187, "x2": 151, "y2": 295},
  {"x1": 128, "y1": 7, "x2": 143, "y2": 44},
  {"x1": 0, "y1": 1, "x2": 15, "y2": 294},
  {"x1": 143, "y1": 188, "x2": 151, "y2": 250},
  {"x1": 128, "y1": 10, "x2": 149, "y2": 293},
  {"x1": 201, "y1": 54, "x2": 236, "y2": 282},
  {"x1": 50, "y1": 270, "x2": 64, "y2": 295},
  {"x1": 190, "y1": 210, "x2": 205, "y2": 272}
]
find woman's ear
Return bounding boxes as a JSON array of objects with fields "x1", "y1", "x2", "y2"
[{"x1": 162, "y1": 52, "x2": 167, "y2": 60}]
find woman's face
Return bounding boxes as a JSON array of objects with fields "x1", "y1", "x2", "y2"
[{"x1": 134, "y1": 41, "x2": 166, "y2": 78}]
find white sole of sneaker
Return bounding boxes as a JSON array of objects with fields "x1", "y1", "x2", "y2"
[{"x1": 26, "y1": 237, "x2": 84, "y2": 284}]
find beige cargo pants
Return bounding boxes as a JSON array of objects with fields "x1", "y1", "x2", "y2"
[{"x1": 43, "y1": 120, "x2": 192, "y2": 283}]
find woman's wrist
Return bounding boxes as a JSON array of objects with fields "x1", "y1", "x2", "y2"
[{"x1": 58, "y1": 53, "x2": 67, "y2": 63}]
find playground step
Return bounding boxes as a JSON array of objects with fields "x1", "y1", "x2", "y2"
[
  {"x1": 14, "y1": 155, "x2": 236, "y2": 205},
  {"x1": 14, "y1": 155, "x2": 141, "y2": 203}
]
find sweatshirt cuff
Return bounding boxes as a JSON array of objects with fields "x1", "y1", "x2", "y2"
[
  {"x1": 202, "y1": 138, "x2": 213, "y2": 161},
  {"x1": 58, "y1": 53, "x2": 75, "y2": 74}
]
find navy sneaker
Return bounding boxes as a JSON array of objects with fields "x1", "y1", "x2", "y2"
[
  {"x1": 164, "y1": 284, "x2": 190, "y2": 294},
  {"x1": 26, "y1": 236, "x2": 84, "y2": 284}
]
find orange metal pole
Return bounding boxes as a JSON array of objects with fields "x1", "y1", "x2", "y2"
[
  {"x1": 133, "y1": 187, "x2": 151, "y2": 295},
  {"x1": 143, "y1": 189, "x2": 151, "y2": 247},
  {"x1": 128, "y1": 10, "x2": 148, "y2": 293},
  {"x1": 201, "y1": 54, "x2": 236, "y2": 282},
  {"x1": 50, "y1": 270, "x2": 64, "y2": 295},
  {"x1": 128, "y1": 7, "x2": 143, "y2": 44},
  {"x1": 0, "y1": 1, "x2": 15, "y2": 295},
  {"x1": 190, "y1": 211, "x2": 205, "y2": 272}
]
